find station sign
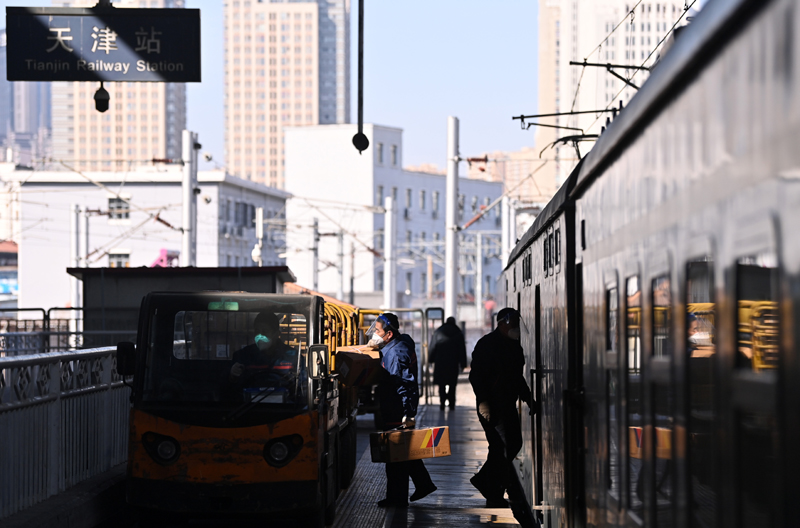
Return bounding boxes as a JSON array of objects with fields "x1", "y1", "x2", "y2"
[{"x1": 6, "y1": 7, "x2": 201, "y2": 82}]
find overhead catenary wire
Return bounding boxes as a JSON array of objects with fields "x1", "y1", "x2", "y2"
[
  {"x1": 583, "y1": 0, "x2": 645, "y2": 61},
  {"x1": 586, "y1": 0, "x2": 697, "y2": 135}
]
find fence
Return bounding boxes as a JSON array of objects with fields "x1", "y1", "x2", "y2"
[
  {"x1": 0, "y1": 307, "x2": 138, "y2": 357},
  {"x1": 0, "y1": 347, "x2": 131, "y2": 519}
]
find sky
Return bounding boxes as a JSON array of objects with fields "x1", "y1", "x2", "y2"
[{"x1": 0, "y1": 1, "x2": 539, "y2": 171}]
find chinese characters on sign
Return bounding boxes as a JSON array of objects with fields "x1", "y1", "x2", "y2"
[{"x1": 6, "y1": 7, "x2": 201, "y2": 82}]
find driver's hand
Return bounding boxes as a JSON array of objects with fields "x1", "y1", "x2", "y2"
[{"x1": 230, "y1": 362, "x2": 245, "y2": 379}]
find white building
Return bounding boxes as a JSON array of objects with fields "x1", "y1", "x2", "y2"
[
  {"x1": 0, "y1": 164, "x2": 287, "y2": 310},
  {"x1": 284, "y1": 124, "x2": 504, "y2": 311},
  {"x1": 224, "y1": 0, "x2": 350, "y2": 188},
  {"x1": 537, "y1": 0, "x2": 694, "y2": 184}
]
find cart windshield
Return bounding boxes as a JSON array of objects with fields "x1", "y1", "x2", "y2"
[{"x1": 141, "y1": 295, "x2": 311, "y2": 414}]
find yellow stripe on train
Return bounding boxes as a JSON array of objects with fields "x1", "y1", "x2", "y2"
[{"x1": 628, "y1": 427, "x2": 672, "y2": 460}]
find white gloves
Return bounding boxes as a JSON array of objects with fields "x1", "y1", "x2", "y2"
[
  {"x1": 478, "y1": 401, "x2": 491, "y2": 422},
  {"x1": 400, "y1": 415, "x2": 416, "y2": 429},
  {"x1": 230, "y1": 362, "x2": 245, "y2": 379}
]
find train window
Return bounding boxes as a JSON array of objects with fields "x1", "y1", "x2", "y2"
[
  {"x1": 554, "y1": 229, "x2": 561, "y2": 266},
  {"x1": 607, "y1": 287, "x2": 618, "y2": 352},
  {"x1": 543, "y1": 238, "x2": 549, "y2": 275},
  {"x1": 548, "y1": 232, "x2": 555, "y2": 271},
  {"x1": 736, "y1": 254, "x2": 779, "y2": 372},
  {"x1": 686, "y1": 257, "x2": 717, "y2": 528},
  {"x1": 607, "y1": 287, "x2": 620, "y2": 501},
  {"x1": 625, "y1": 276, "x2": 643, "y2": 518},
  {"x1": 735, "y1": 252, "x2": 780, "y2": 527},
  {"x1": 652, "y1": 276, "x2": 672, "y2": 357}
]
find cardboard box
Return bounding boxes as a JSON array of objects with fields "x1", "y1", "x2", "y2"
[
  {"x1": 334, "y1": 346, "x2": 382, "y2": 387},
  {"x1": 370, "y1": 426, "x2": 451, "y2": 463}
]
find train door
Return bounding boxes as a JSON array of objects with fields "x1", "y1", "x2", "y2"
[
  {"x1": 724, "y1": 239, "x2": 782, "y2": 528},
  {"x1": 531, "y1": 285, "x2": 544, "y2": 513},
  {"x1": 649, "y1": 261, "x2": 675, "y2": 528}
]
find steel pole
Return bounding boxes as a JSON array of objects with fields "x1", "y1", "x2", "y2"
[
  {"x1": 337, "y1": 230, "x2": 344, "y2": 300},
  {"x1": 476, "y1": 233, "x2": 483, "y2": 327},
  {"x1": 181, "y1": 130, "x2": 198, "y2": 267},
  {"x1": 312, "y1": 218, "x2": 319, "y2": 292},
  {"x1": 70, "y1": 204, "x2": 80, "y2": 310},
  {"x1": 383, "y1": 196, "x2": 396, "y2": 309},
  {"x1": 444, "y1": 116, "x2": 459, "y2": 320}
]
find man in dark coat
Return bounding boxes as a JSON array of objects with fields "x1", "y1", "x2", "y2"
[
  {"x1": 372, "y1": 312, "x2": 437, "y2": 508},
  {"x1": 428, "y1": 317, "x2": 467, "y2": 409},
  {"x1": 469, "y1": 308, "x2": 538, "y2": 527}
]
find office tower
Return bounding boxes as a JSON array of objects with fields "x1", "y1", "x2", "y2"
[
  {"x1": 224, "y1": 0, "x2": 350, "y2": 188},
  {"x1": 537, "y1": 0, "x2": 691, "y2": 185},
  {"x1": 0, "y1": 31, "x2": 9, "y2": 146},
  {"x1": 50, "y1": 0, "x2": 187, "y2": 172}
]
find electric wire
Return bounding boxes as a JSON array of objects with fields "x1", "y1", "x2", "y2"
[{"x1": 586, "y1": 0, "x2": 697, "y2": 135}]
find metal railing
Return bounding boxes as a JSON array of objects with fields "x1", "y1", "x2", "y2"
[
  {"x1": 0, "y1": 330, "x2": 137, "y2": 357},
  {"x1": 0, "y1": 347, "x2": 131, "y2": 519}
]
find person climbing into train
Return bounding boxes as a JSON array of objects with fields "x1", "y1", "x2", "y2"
[
  {"x1": 369, "y1": 312, "x2": 437, "y2": 507},
  {"x1": 469, "y1": 307, "x2": 539, "y2": 527},
  {"x1": 226, "y1": 311, "x2": 298, "y2": 399},
  {"x1": 428, "y1": 316, "x2": 467, "y2": 409}
]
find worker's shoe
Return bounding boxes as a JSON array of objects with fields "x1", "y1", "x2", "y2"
[
  {"x1": 470, "y1": 474, "x2": 498, "y2": 498},
  {"x1": 410, "y1": 483, "x2": 437, "y2": 502},
  {"x1": 377, "y1": 498, "x2": 408, "y2": 508}
]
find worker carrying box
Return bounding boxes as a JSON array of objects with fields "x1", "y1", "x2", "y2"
[
  {"x1": 334, "y1": 345, "x2": 382, "y2": 387},
  {"x1": 370, "y1": 426, "x2": 451, "y2": 463}
]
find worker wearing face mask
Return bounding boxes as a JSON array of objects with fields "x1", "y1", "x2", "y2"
[
  {"x1": 369, "y1": 312, "x2": 437, "y2": 508},
  {"x1": 228, "y1": 311, "x2": 297, "y2": 391},
  {"x1": 469, "y1": 308, "x2": 538, "y2": 527}
]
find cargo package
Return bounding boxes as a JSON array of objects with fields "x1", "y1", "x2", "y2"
[
  {"x1": 334, "y1": 346, "x2": 382, "y2": 387},
  {"x1": 370, "y1": 426, "x2": 451, "y2": 463}
]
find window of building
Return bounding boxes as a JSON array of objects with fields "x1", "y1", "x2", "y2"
[
  {"x1": 391, "y1": 187, "x2": 398, "y2": 204},
  {"x1": 405, "y1": 188, "x2": 412, "y2": 209},
  {"x1": 108, "y1": 197, "x2": 129, "y2": 220},
  {"x1": 377, "y1": 143, "x2": 384, "y2": 164},
  {"x1": 420, "y1": 273, "x2": 427, "y2": 294},
  {"x1": 420, "y1": 190, "x2": 426, "y2": 211},
  {"x1": 391, "y1": 145, "x2": 398, "y2": 166},
  {"x1": 405, "y1": 272, "x2": 412, "y2": 294},
  {"x1": 108, "y1": 251, "x2": 130, "y2": 268},
  {"x1": 376, "y1": 185, "x2": 384, "y2": 206},
  {"x1": 376, "y1": 270, "x2": 384, "y2": 291},
  {"x1": 432, "y1": 191, "x2": 440, "y2": 214}
]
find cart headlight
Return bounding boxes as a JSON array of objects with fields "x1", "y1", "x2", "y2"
[
  {"x1": 142, "y1": 432, "x2": 181, "y2": 465},
  {"x1": 263, "y1": 434, "x2": 303, "y2": 468},
  {"x1": 269, "y1": 442, "x2": 289, "y2": 462}
]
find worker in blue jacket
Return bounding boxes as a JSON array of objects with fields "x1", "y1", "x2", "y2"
[{"x1": 370, "y1": 312, "x2": 437, "y2": 507}]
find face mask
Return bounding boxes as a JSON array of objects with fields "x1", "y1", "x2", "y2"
[
  {"x1": 368, "y1": 333, "x2": 386, "y2": 349},
  {"x1": 507, "y1": 328, "x2": 521, "y2": 341},
  {"x1": 255, "y1": 334, "x2": 271, "y2": 351},
  {"x1": 688, "y1": 332, "x2": 712, "y2": 346}
]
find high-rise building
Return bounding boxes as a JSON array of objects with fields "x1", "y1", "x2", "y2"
[
  {"x1": 50, "y1": 0, "x2": 187, "y2": 173},
  {"x1": 537, "y1": 0, "x2": 693, "y2": 185},
  {"x1": 224, "y1": 0, "x2": 350, "y2": 189},
  {"x1": 0, "y1": 29, "x2": 52, "y2": 168}
]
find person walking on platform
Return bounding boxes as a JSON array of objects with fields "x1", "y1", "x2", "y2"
[
  {"x1": 428, "y1": 317, "x2": 467, "y2": 410},
  {"x1": 369, "y1": 312, "x2": 437, "y2": 508},
  {"x1": 469, "y1": 308, "x2": 539, "y2": 527}
]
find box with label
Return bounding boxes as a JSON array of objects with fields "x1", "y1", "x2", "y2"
[
  {"x1": 334, "y1": 346, "x2": 382, "y2": 387},
  {"x1": 370, "y1": 426, "x2": 451, "y2": 463}
]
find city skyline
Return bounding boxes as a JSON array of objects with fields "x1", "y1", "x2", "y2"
[{"x1": 0, "y1": 0, "x2": 538, "y2": 176}]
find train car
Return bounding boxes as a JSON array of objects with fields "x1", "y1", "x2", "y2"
[
  {"x1": 116, "y1": 292, "x2": 361, "y2": 527},
  {"x1": 503, "y1": 0, "x2": 800, "y2": 527}
]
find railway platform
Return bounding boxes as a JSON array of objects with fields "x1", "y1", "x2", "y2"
[{"x1": 332, "y1": 373, "x2": 523, "y2": 528}]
